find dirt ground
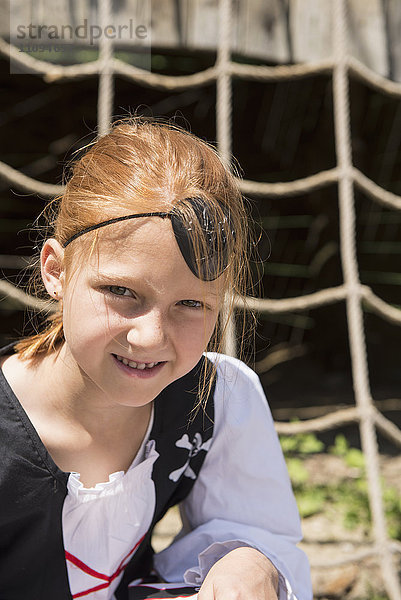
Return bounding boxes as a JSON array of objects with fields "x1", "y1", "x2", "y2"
[{"x1": 151, "y1": 453, "x2": 401, "y2": 599}]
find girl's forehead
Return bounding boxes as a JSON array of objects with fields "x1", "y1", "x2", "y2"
[
  {"x1": 84, "y1": 218, "x2": 211, "y2": 284},
  {"x1": 96, "y1": 217, "x2": 174, "y2": 253},
  {"x1": 79, "y1": 219, "x2": 172, "y2": 270}
]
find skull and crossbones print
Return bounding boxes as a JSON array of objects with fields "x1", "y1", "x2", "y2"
[{"x1": 168, "y1": 433, "x2": 212, "y2": 482}]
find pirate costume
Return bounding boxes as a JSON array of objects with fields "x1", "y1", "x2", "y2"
[{"x1": 0, "y1": 347, "x2": 311, "y2": 600}]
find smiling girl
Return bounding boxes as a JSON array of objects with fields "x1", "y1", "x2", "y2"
[{"x1": 0, "y1": 119, "x2": 312, "y2": 600}]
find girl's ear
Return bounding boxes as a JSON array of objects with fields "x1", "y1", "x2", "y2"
[{"x1": 41, "y1": 239, "x2": 65, "y2": 299}]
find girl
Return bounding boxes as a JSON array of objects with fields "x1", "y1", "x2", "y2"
[{"x1": 0, "y1": 119, "x2": 312, "y2": 600}]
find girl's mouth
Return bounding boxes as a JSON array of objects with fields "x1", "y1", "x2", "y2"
[{"x1": 112, "y1": 354, "x2": 166, "y2": 377}]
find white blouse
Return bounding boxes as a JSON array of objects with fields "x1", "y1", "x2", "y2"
[{"x1": 62, "y1": 354, "x2": 312, "y2": 600}]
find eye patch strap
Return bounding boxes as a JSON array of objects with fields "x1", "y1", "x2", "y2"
[{"x1": 63, "y1": 212, "x2": 170, "y2": 248}]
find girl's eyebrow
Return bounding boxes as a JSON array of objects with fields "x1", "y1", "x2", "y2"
[
  {"x1": 95, "y1": 271, "x2": 219, "y2": 297},
  {"x1": 93, "y1": 271, "x2": 219, "y2": 298},
  {"x1": 92, "y1": 271, "x2": 134, "y2": 282}
]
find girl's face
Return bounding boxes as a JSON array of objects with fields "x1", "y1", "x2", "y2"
[{"x1": 44, "y1": 218, "x2": 220, "y2": 409}]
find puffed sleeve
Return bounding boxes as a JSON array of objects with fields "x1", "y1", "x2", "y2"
[{"x1": 153, "y1": 354, "x2": 312, "y2": 600}]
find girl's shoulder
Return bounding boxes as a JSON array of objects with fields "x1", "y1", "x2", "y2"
[
  {"x1": 203, "y1": 353, "x2": 274, "y2": 436},
  {"x1": 204, "y1": 352, "x2": 262, "y2": 394}
]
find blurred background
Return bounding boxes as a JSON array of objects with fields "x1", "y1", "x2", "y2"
[{"x1": 1, "y1": 1, "x2": 401, "y2": 598}]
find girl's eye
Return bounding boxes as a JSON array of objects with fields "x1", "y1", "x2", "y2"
[
  {"x1": 180, "y1": 299, "x2": 203, "y2": 309},
  {"x1": 108, "y1": 286, "x2": 133, "y2": 298}
]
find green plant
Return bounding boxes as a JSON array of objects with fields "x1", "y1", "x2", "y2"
[
  {"x1": 329, "y1": 433, "x2": 365, "y2": 469},
  {"x1": 279, "y1": 432, "x2": 401, "y2": 540},
  {"x1": 279, "y1": 431, "x2": 324, "y2": 455}
]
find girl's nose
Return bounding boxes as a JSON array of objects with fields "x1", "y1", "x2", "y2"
[{"x1": 126, "y1": 310, "x2": 169, "y2": 353}]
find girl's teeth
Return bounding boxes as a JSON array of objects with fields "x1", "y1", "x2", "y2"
[{"x1": 116, "y1": 355, "x2": 158, "y2": 370}]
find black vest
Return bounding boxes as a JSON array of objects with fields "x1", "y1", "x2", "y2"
[{"x1": 0, "y1": 346, "x2": 215, "y2": 600}]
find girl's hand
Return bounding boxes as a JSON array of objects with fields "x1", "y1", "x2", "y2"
[{"x1": 198, "y1": 546, "x2": 279, "y2": 600}]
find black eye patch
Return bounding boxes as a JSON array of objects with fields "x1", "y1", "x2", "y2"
[{"x1": 170, "y1": 197, "x2": 234, "y2": 281}]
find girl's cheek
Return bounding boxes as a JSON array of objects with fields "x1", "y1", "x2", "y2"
[{"x1": 179, "y1": 316, "x2": 217, "y2": 349}]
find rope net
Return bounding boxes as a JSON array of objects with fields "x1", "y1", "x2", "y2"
[{"x1": 1, "y1": 0, "x2": 400, "y2": 596}]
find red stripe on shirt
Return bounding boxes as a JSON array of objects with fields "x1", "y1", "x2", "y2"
[{"x1": 66, "y1": 534, "x2": 145, "y2": 598}]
